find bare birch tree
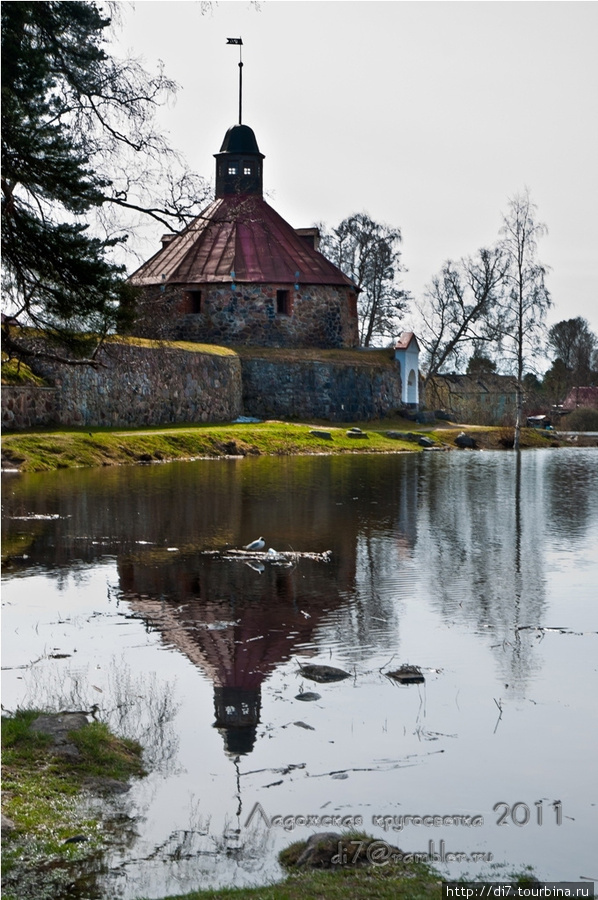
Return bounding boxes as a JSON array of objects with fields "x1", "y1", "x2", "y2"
[{"x1": 499, "y1": 189, "x2": 551, "y2": 450}]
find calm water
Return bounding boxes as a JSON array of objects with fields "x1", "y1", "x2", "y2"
[{"x1": 2, "y1": 449, "x2": 597, "y2": 897}]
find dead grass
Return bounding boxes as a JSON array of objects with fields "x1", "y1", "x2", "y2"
[
  {"x1": 235, "y1": 346, "x2": 396, "y2": 366},
  {"x1": 110, "y1": 336, "x2": 239, "y2": 357}
]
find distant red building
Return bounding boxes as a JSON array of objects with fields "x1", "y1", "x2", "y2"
[
  {"x1": 562, "y1": 386, "x2": 598, "y2": 410},
  {"x1": 129, "y1": 124, "x2": 359, "y2": 349}
]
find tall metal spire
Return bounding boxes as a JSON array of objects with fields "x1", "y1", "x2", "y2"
[{"x1": 226, "y1": 37, "x2": 244, "y2": 124}]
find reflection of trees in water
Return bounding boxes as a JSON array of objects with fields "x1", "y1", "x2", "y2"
[
  {"x1": 416, "y1": 452, "x2": 559, "y2": 690},
  {"x1": 7, "y1": 451, "x2": 598, "y2": 895},
  {"x1": 21, "y1": 655, "x2": 180, "y2": 772},
  {"x1": 1, "y1": 462, "x2": 246, "y2": 572},
  {"x1": 543, "y1": 451, "x2": 598, "y2": 540},
  {"x1": 3, "y1": 453, "x2": 424, "y2": 708},
  {"x1": 2, "y1": 456, "x2": 364, "y2": 587},
  {"x1": 96, "y1": 812, "x2": 274, "y2": 900},
  {"x1": 324, "y1": 458, "x2": 421, "y2": 659}
]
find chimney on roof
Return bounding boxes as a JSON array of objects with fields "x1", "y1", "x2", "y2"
[
  {"x1": 295, "y1": 228, "x2": 321, "y2": 251},
  {"x1": 161, "y1": 234, "x2": 176, "y2": 249}
]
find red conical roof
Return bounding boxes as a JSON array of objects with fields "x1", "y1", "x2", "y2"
[{"x1": 129, "y1": 194, "x2": 355, "y2": 288}]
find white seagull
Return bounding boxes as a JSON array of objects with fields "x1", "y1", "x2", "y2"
[{"x1": 244, "y1": 536, "x2": 265, "y2": 551}]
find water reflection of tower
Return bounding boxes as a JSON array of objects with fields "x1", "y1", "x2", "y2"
[
  {"x1": 215, "y1": 687, "x2": 259, "y2": 755},
  {"x1": 118, "y1": 552, "x2": 351, "y2": 756}
]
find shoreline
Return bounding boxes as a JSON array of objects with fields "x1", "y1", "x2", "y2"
[{"x1": 2, "y1": 419, "x2": 595, "y2": 474}]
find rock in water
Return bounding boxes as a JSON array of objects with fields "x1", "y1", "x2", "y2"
[
  {"x1": 386, "y1": 664, "x2": 425, "y2": 684},
  {"x1": 455, "y1": 432, "x2": 477, "y2": 449},
  {"x1": 285, "y1": 833, "x2": 404, "y2": 869},
  {"x1": 298, "y1": 664, "x2": 351, "y2": 683}
]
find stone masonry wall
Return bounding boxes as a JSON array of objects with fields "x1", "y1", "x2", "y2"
[
  {"x1": 3, "y1": 344, "x2": 403, "y2": 431},
  {"x1": 2, "y1": 386, "x2": 59, "y2": 430},
  {"x1": 133, "y1": 282, "x2": 359, "y2": 349},
  {"x1": 3, "y1": 341, "x2": 242, "y2": 429},
  {"x1": 241, "y1": 355, "x2": 403, "y2": 422}
]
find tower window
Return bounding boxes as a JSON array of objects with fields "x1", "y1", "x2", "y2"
[
  {"x1": 183, "y1": 290, "x2": 202, "y2": 314},
  {"x1": 228, "y1": 165, "x2": 237, "y2": 175},
  {"x1": 243, "y1": 166, "x2": 252, "y2": 175},
  {"x1": 276, "y1": 290, "x2": 292, "y2": 315}
]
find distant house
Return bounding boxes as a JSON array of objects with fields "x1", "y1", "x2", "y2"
[
  {"x1": 562, "y1": 386, "x2": 598, "y2": 411},
  {"x1": 427, "y1": 373, "x2": 519, "y2": 424},
  {"x1": 394, "y1": 332, "x2": 420, "y2": 407}
]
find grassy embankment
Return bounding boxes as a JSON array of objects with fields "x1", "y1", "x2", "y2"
[
  {"x1": 1, "y1": 709, "x2": 144, "y2": 899},
  {"x1": 1, "y1": 420, "x2": 562, "y2": 473},
  {"x1": 152, "y1": 861, "x2": 443, "y2": 900},
  {"x1": 0, "y1": 420, "x2": 563, "y2": 473},
  {"x1": 1, "y1": 355, "x2": 47, "y2": 386}
]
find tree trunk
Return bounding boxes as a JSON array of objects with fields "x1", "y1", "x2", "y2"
[{"x1": 513, "y1": 252, "x2": 525, "y2": 452}]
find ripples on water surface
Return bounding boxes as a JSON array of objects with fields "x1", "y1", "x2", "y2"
[{"x1": 2, "y1": 449, "x2": 597, "y2": 897}]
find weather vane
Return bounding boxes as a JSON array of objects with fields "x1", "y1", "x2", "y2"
[{"x1": 226, "y1": 37, "x2": 243, "y2": 125}]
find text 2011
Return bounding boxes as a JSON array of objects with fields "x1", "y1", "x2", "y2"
[{"x1": 493, "y1": 800, "x2": 562, "y2": 826}]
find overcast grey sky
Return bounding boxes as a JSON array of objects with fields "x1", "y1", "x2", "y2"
[{"x1": 113, "y1": 1, "x2": 598, "y2": 343}]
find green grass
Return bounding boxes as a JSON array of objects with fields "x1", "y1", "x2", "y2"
[
  {"x1": 1, "y1": 419, "x2": 429, "y2": 472},
  {"x1": 1, "y1": 709, "x2": 53, "y2": 757},
  {"x1": 69, "y1": 721, "x2": 146, "y2": 780},
  {"x1": 2, "y1": 417, "x2": 575, "y2": 473},
  {"x1": 1, "y1": 354, "x2": 47, "y2": 385},
  {"x1": 151, "y1": 867, "x2": 442, "y2": 900},
  {"x1": 1, "y1": 709, "x2": 145, "y2": 895}
]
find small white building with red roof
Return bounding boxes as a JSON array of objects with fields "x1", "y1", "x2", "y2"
[{"x1": 394, "y1": 332, "x2": 420, "y2": 407}]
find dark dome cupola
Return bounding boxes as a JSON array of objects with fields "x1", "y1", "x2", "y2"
[{"x1": 215, "y1": 124, "x2": 265, "y2": 198}]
